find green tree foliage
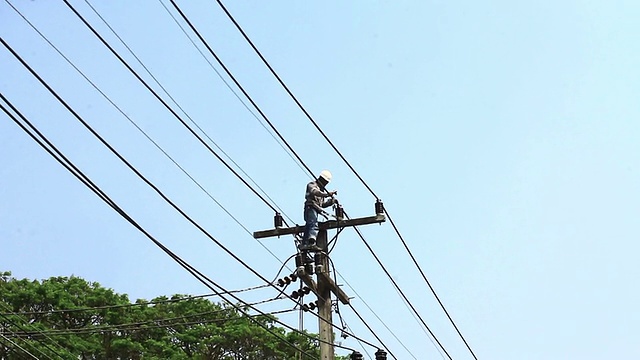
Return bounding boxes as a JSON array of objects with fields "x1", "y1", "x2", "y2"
[{"x1": 0, "y1": 272, "x2": 330, "y2": 359}]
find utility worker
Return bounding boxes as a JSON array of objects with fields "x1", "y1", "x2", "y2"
[{"x1": 301, "y1": 170, "x2": 338, "y2": 251}]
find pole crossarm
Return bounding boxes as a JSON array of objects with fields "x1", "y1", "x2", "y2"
[
  {"x1": 295, "y1": 269, "x2": 319, "y2": 296},
  {"x1": 254, "y1": 213, "x2": 386, "y2": 360},
  {"x1": 317, "y1": 271, "x2": 350, "y2": 305},
  {"x1": 253, "y1": 214, "x2": 385, "y2": 239}
]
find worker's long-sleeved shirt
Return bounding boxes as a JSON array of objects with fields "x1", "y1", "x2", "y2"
[{"x1": 304, "y1": 181, "x2": 334, "y2": 212}]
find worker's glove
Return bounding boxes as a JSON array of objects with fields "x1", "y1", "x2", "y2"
[{"x1": 329, "y1": 190, "x2": 338, "y2": 196}]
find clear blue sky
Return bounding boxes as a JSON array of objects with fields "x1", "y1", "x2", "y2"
[{"x1": 2, "y1": 1, "x2": 640, "y2": 359}]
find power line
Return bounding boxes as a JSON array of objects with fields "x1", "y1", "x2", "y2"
[
  {"x1": 5, "y1": 302, "x2": 292, "y2": 338},
  {"x1": 156, "y1": 0, "x2": 311, "y2": 180},
  {"x1": 336, "y1": 272, "x2": 420, "y2": 360},
  {"x1": 384, "y1": 209, "x2": 478, "y2": 356},
  {"x1": 212, "y1": 2, "x2": 479, "y2": 358},
  {"x1": 322, "y1": 206, "x2": 441, "y2": 358},
  {"x1": 0, "y1": 39, "x2": 379, "y2": 353},
  {"x1": 346, "y1": 304, "x2": 396, "y2": 360},
  {"x1": 344, "y1": 322, "x2": 374, "y2": 360},
  {"x1": 82, "y1": 0, "x2": 297, "y2": 227},
  {"x1": 0, "y1": 334, "x2": 38, "y2": 360},
  {"x1": 1, "y1": 36, "x2": 272, "y2": 303},
  {"x1": 2, "y1": 0, "x2": 293, "y2": 272},
  {"x1": 212, "y1": 0, "x2": 376, "y2": 197},
  {"x1": 0, "y1": 305, "x2": 68, "y2": 360},
  {"x1": 57, "y1": 0, "x2": 306, "y2": 281},
  {"x1": 0, "y1": 95, "x2": 317, "y2": 360},
  {"x1": 9, "y1": 4, "x2": 383, "y2": 351},
  {"x1": 326, "y1": 253, "x2": 399, "y2": 360},
  {"x1": 153, "y1": 5, "x2": 413, "y2": 355},
  {"x1": 0, "y1": 329, "x2": 55, "y2": 360},
  {"x1": 74, "y1": 3, "x2": 409, "y2": 357},
  {"x1": 167, "y1": 3, "x2": 437, "y2": 355},
  {"x1": 167, "y1": 0, "x2": 315, "y2": 179},
  {"x1": 5, "y1": 0, "x2": 296, "y2": 306},
  {"x1": 345, "y1": 211, "x2": 453, "y2": 360},
  {"x1": 0, "y1": 79, "x2": 317, "y2": 358},
  {"x1": 0, "y1": 336, "x2": 31, "y2": 360},
  {"x1": 59, "y1": 0, "x2": 286, "y2": 223},
  {"x1": 5, "y1": 4, "x2": 432, "y2": 356},
  {"x1": 0, "y1": 286, "x2": 269, "y2": 317}
]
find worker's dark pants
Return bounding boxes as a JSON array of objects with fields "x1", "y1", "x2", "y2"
[{"x1": 302, "y1": 206, "x2": 319, "y2": 244}]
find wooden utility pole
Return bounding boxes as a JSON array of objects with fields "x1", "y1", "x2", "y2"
[
  {"x1": 316, "y1": 229, "x2": 334, "y2": 360},
  {"x1": 254, "y1": 211, "x2": 385, "y2": 360}
]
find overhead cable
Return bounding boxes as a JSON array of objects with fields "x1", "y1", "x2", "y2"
[
  {"x1": 3, "y1": 0, "x2": 290, "y2": 268},
  {"x1": 16, "y1": 2, "x2": 384, "y2": 349},
  {"x1": 0, "y1": 334, "x2": 38, "y2": 360},
  {"x1": 0, "y1": 38, "x2": 382, "y2": 353},
  {"x1": 213, "y1": 0, "x2": 376, "y2": 196},
  {"x1": 156, "y1": 0, "x2": 311, "y2": 179},
  {"x1": 0, "y1": 286, "x2": 269, "y2": 317},
  {"x1": 83, "y1": 0, "x2": 296, "y2": 226},
  {"x1": 157, "y1": 4, "x2": 407, "y2": 352},
  {"x1": 5, "y1": 1, "x2": 430, "y2": 354},
  {"x1": 5, "y1": 303, "x2": 292, "y2": 338},
  {"x1": 326, "y1": 254, "x2": 399, "y2": 360},
  {"x1": 168, "y1": 0, "x2": 315, "y2": 179},
  {"x1": 345, "y1": 211, "x2": 452, "y2": 360},
  {"x1": 168, "y1": 1, "x2": 435, "y2": 353},
  {"x1": 0, "y1": 96, "x2": 317, "y2": 360},
  {"x1": 337, "y1": 273, "x2": 421, "y2": 360},
  {"x1": 213, "y1": 2, "x2": 478, "y2": 358},
  {"x1": 60, "y1": 0, "x2": 285, "y2": 222},
  {"x1": 0, "y1": 304, "x2": 68, "y2": 360}
]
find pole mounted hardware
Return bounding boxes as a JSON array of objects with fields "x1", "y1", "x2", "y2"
[
  {"x1": 375, "y1": 349, "x2": 388, "y2": 360},
  {"x1": 274, "y1": 212, "x2": 284, "y2": 228},
  {"x1": 255, "y1": 203, "x2": 386, "y2": 360}
]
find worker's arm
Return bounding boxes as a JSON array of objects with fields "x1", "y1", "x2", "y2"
[
  {"x1": 308, "y1": 183, "x2": 336, "y2": 198},
  {"x1": 320, "y1": 197, "x2": 338, "y2": 208}
]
